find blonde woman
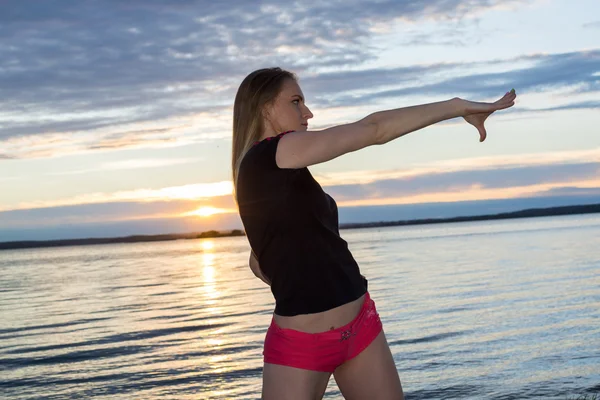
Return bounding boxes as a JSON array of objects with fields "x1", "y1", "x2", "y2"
[{"x1": 232, "y1": 67, "x2": 516, "y2": 400}]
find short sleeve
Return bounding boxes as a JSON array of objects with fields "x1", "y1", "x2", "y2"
[
  {"x1": 237, "y1": 131, "x2": 299, "y2": 210},
  {"x1": 251, "y1": 130, "x2": 295, "y2": 171}
]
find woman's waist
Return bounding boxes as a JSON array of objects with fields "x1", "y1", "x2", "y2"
[{"x1": 273, "y1": 293, "x2": 367, "y2": 334}]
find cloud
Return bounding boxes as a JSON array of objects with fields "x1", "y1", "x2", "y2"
[
  {"x1": 0, "y1": 199, "x2": 203, "y2": 227},
  {"x1": 0, "y1": 0, "x2": 552, "y2": 158},
  {"x1": 47, "y1": 158, "x2": 200, "y2": 176},
  {"x1": 583, "y1": 21, "x2": 600, "y2": 29},
  {"x1": 3, "y1": 148, "x2": 599, "y2": 213},
  {"x1": 2, "y1": 149, "x2": 599, "y2": 221},
  {"x1": 317, "y1": 148, "x2": 600, "y2": 206},
  {"x1": 4, "y1": 190, "x2": 599, "y2": 242},
  {"x1": 326, "y1": 162, "x2": 600, "y2": 201},
  {"x1": 533, "y1": 186, "x2": 600, "y2": 197},
  {"x1": 2, "y1": 188, "x2": 599, "y2": 242},
  {"x1": 0, "y1": 212, "x2": 245, "y2": 242},
  {"x1": 314, "y1": 147, "x2": 600, "y2": 185},
  {"x1": 0, "y1": 112, "x2": 224, "y2": 158},
  {"x1": 0, "y1": 181, "x2": 235, "y2": 212},
  {"x1": 88, "y1": 135, "x2": 178, "y2": 151},
  {"x1": 4, "y1": 48, "x2": 598, "y2": 158},
  {"x1": 0, "y1": 193, "x2": 238, "y2": 231},
  {"x1": 5, "y1": 0, "x2": 481, "y2": 107},
  {"x1": 516, "y1": 100, "x2": 600, "y2": 112},
  {"x1": 318, "y1": 50, "x2": 600, "y2": 107}
]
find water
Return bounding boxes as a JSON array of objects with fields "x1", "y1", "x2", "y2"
[{"x1": 1, "y1": 214, "x2": 599, "y2": 399}]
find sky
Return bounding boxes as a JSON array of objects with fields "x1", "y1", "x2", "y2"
[{"x1": 1, "y1": 0, "x2": 599, "y2": 241}]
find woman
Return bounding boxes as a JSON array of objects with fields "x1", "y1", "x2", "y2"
[{"x1": 232, "y1": 67, "x2": 516, "y2": 399}]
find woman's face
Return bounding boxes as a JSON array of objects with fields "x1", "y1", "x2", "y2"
[{"x1": 263, "y1": 79, "x2": 313, "y2": 135}]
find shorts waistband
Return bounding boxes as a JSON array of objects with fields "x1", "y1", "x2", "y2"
[{"x1": 269, "y1": 291, "x2": 372, "y2": 339}]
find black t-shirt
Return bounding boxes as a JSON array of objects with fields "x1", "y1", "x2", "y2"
[{"x1": 237, "y1": 131, "x2": 367, "y2": 316}]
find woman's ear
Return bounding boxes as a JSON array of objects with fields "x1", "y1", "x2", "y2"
[
  {"x1": 263, "y1": 102, "x2": 272, "y2": 119},
  {"x1": 262, "y1": 104, "x2": 274, "y2": 129}
]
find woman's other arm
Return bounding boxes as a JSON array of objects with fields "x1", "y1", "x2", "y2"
[{"x1": 249, "y1": 250, "x2": 271, "y2": 286}]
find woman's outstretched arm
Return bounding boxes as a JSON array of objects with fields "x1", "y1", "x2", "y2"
[
  {"x1": 366, "y1": 97, "x2": 463, "y2": 144},
  {"x1": 369, "y1": 90, "x2": 516, "y2": 144},
  {"x1": 275, "y1": 90, "x2": 517, "y2": 169}
]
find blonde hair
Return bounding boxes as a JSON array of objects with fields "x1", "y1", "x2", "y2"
[{"x1": 231, "y1": 67, "x2": 296, "y2": 204}]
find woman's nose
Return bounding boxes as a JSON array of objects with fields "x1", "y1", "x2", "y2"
[{"x1": 303, "y1": 106, "x2": 314, "y2": 119}]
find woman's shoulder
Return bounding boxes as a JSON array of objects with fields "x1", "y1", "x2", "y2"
[
  {"x1": 241, "y1": 130, "x2": 296, "y2": 170},
  {"x1": 252, "y1": 130, "x2": 295, "y2": 147}
]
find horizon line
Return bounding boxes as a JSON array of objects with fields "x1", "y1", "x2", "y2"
[{"x1": 1, "y1": 203, "x2": 599, "y2": 251}]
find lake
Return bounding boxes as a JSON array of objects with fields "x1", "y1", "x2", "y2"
[{"x1": 1, "y1": 214, "x2": 599, "y2": 399}]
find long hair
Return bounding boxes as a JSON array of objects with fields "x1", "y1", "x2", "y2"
[{"x1": 231, "y1": 67, "x2": 296, "y2": 204}]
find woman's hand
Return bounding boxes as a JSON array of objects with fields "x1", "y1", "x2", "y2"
[
  {"x1": 460, "y1": 89, "x2": 517, "y2": 142},
  {"x1": 249, "y1": 250, "x2": 271, "y2": 286}
]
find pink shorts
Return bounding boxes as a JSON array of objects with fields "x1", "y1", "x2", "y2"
[{"x1": 263, "y1": 292, "x2": 383, "y2": 373}]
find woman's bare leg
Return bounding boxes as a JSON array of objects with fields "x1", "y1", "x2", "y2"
[
  {"x1": 262, "y1": 363, "x2": 332, "y2": 400},
  {"x1": 333, "y1": 331, "x2": 404, "y2": 400}
]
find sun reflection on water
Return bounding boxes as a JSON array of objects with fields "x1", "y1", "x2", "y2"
[
  {"x1": 201, "y1": 240, "x2": 215, "y2": 252},
  {"x1": 192, "y1": 238, "x2": 262, "y2": 390},
  {"x1": 207, "y1": 337, "x2": 225, "y2": 347},
  {"x1": 203, "y1": 256, "x2": 216, "y2": 283},
  {"x1": 208, "y1": 354, "x2": 230, "y2": 366},
  {"x1": 200, "y1": 240, "x2": 220, "y2": 308}
]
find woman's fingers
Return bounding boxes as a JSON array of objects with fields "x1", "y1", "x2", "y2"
[
  {"x1": 494, "y1": 100, "x2": 515, "y2": 111},
  {"x1": 463, "y1": 89, "x2": 516, "y2": 142},
  {"x1": 491, "y1": 91, "x2": 516, "y2": 111},
  {"x1": 479, "y1": 124, "x2": 487, "y2": 142},
  {"x1": 496, "y1": 89, "x2": 516, "y2": 104},
  {"x1": 464, "y1": 90, "x2": 516, "y2": 115}
]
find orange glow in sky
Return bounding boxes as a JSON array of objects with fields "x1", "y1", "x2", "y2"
[{"x1": 187, "y1": 206, "x2": 229, "y2": 217}]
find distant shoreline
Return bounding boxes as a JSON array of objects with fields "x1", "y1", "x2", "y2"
[{"x1": 1, "y1": 203, "x2": 599, "y2": 251}]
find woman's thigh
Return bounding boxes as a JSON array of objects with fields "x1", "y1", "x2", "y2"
[
  {"x1": 333, "y1": 331, "x2": 404, "y2": 400},
  {"x1": 262, "y1": 363, "x2": 332, "y2": 400}
]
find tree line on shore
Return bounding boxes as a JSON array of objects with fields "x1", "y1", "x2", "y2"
[{"x1": 1, "y1": 203, "x2": 598, "y2": 251}]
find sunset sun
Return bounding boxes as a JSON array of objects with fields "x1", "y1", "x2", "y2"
[{"x1": 188, "y1": 207, "x2": 226, "y2": 217}]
